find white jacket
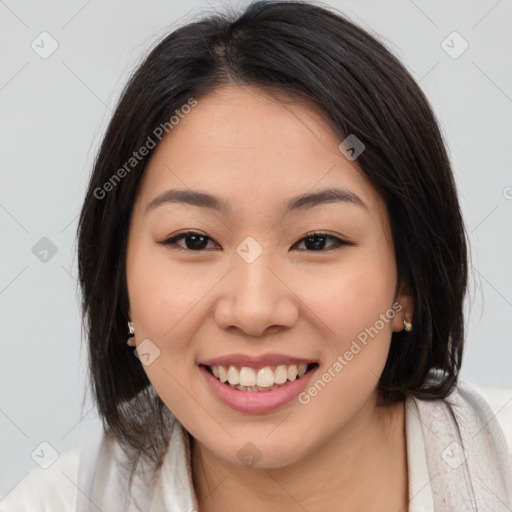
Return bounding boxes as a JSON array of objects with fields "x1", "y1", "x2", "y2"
[{"x1": 1, "y1": 379, "x2": 511, "y2": 511}]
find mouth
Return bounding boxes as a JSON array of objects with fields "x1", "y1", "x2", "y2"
[{"x1": 201, "y1": 362, "x2": 319, "y2": 392}]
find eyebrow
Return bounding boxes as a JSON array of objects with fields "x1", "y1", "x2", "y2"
[{"x1": 145, "y1": 187, "x2": 368, "y2": 214}]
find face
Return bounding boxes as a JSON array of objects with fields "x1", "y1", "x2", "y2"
[{"x1": 126, "y1": 84, "x2": 412, "y2": 469}]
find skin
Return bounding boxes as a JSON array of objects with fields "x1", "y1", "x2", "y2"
[{"x1": 126, "y1": 84, "x2": 414, "y2": 512}]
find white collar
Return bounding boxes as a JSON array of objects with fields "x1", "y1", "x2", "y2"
[{"x1": 152, "y1": 397, "x2": 434, "y2": 512}]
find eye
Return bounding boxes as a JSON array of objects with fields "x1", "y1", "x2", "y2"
[
  {"x1": 292, "y1": 232, "x2": 350, "y2": 251},
  {"x1": 159, "y1": 231, "x2": 218, "y2": 251},
  {"x1": 158, "y1": 231, "x2": 351, "y2": 252}
]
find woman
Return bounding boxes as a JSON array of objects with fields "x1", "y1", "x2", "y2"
[{"x1": 2, "y1": 1, "x2": 511, "y2": 511}]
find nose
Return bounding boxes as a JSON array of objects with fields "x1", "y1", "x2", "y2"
[{"x1": 214, "y1": 250, "x2": 299, "y2": 338}]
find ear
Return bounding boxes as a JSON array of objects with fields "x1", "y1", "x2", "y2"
[
  {"x1": 128, "y1": 309, "x2": 132, "y2": 321},
  {"x1": 392, "y1": 280, "x2": 414, "y2": 333}
]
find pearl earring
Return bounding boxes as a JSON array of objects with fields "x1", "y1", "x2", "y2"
[{"x1": 127, "y1": 321, "x2": 135, "y2": 346}]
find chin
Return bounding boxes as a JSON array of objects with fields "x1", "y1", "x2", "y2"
[{"x1": 201, "y1": 431, "x2": 313, "y2": 470}]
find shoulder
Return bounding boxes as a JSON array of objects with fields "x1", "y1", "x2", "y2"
[
  {"x1": 409, "y1": 378, "x2": 512, "y2": 509},
  {"x1": 1, "y1": 415, "x2": 107, "y2": 512},
  {"x1": 414, "y1": 378, "x2": 512, "y2": 461},
  {"x1": 458, "y1": 379, "x2": 512, "y2": 454},
  {"x1": 0, "y1": 447, "x2": 79, "y2": 511}
]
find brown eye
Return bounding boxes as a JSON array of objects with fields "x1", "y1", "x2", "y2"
[
  {"x1": 159, "y1": 231, "x2": 218, "y2": 251},
  {"x1": 293, "y1": 232, "x2": 350, "y2": 251},
  {"x1": 158, "y1": 231, "x2": 351, "y2": 252}
]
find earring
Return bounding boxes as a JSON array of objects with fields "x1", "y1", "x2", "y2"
[
  {"x1": 127, "y1": 321, "x2": 135, "y2": 346},
  {"x1": 403, "y1": 319, "x2": 412, "y2": 332}
]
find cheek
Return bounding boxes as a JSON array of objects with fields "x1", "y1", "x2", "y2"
[
  {"x1": 127, "y1": 240, "x2": 214, "y2": 341},
  {"x1": 298, "y1": 244, "x2": 397, "y2": 345},
  {"x1": 295, "y1": 245, "x2": 397, "y2": 406},
  {"x1": 126, "y1": 243, "x2": 211, "y2": 419}
]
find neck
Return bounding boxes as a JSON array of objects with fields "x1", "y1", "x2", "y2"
[{"x1": 191, "y1": 395, "x2": 408, "y2": 512}]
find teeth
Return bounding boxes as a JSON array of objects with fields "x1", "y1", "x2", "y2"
[
  {"x1": 287, "y1": 365, "x2": 298, "y2": 381},
  {"x1": 218, "y1": 366, "x2": 228, "y2": 382},
  {"x1": 233, "y1": 383, "x2": 281, "y2": 391},
  {"x1": 239, "y1": 367, "x2": 256, "y2": 387},
  {"x1": 274, "y1": 365, "x2": 288, "y2": 384},
  {"x1": 256, "y1": 367, "x2": 274, "y2": 387},
  {"x1": 297, "y1": 364, "x2": 307, "y2": 376},
  {"x1": 227, "y1": 366, "x2": 239, "y2": 385},
  {"x1": 209, "y1": 363, "x2": 312, "y2": 391}
]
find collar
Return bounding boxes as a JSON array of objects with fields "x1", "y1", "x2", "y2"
[{"x1": 151, "y1": 397, "x2": 434, "y2": 512}]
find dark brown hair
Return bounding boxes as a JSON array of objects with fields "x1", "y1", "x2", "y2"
[{"x1": 77, "y1": 0, "x2": 468, "y2": 492}]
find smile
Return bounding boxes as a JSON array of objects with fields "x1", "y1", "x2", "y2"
[
  {"x1": 199, "y1": 360, "x2": 319, "y2": 414},
  {"x1": 205, "y1": 363, "x2": 315, "y2": 391}
]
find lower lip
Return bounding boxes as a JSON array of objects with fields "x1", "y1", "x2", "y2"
[{"x1": 199, "y1": 364, "x2": 318, "y2": 414}]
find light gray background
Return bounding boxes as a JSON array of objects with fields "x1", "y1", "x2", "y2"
[{"x1": 1, "y1": 0, "x2": 511, "y2": 498}]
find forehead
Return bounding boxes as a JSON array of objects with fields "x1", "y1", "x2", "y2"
[{"x1": 136, "y1": 85, "x2": 383, "y2": 218}]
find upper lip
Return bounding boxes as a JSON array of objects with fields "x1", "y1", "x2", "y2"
[{"x1": 200, "y1": 353, "x2": 317, "y2": 368}]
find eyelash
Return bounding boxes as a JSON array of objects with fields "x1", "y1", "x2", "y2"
[{"x1": 158, "y1": 230, "x2": 351, "y2": 252}]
